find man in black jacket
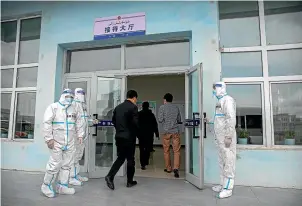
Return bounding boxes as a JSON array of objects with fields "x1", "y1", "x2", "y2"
[
  {"x1": 105, "y1": 90, "x2": 139, "y2": 190},
  {"x1": 138, "y1": 102, "x2": 159, "y2": 170}
]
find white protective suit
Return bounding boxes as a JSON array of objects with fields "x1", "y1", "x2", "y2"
[
  {"x1": 212, "y1": 82, "x2": 237, "y2": 199},
  {"x1": 41, "y1": 89, "x2": 84, "y2": 198},
  {"x1": 69, "y1": 88, "x2": 95, "y2": 185}
]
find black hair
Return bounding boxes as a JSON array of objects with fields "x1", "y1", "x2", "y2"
[
  {"x1": 126, "y1": 90, "x2": 138, "y2": 99},
  {"x1": 163, "y1": 93, "x2": 173, "y2": 102},
  {"x1": 142, "y1": 101, "x2": 149, "y2": 109}
]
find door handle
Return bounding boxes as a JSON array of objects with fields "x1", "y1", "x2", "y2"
[
  {"x1": 192, "y1": 112, "x2": 200, "y2": 139},
  {"x1": 92, "y1": 114, "x2": 98, "y2": 136},
  {"x1": 203, "y1": 112, "x2": 207, "y2": 138}
]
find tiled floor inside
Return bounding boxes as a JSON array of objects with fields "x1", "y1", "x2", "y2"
[
  {"x1": 135, "y1": 145, "x2": 185, "y2": 179},
  {"x1": 2, "y1": 170, "x2": 302, "y2": 206}
]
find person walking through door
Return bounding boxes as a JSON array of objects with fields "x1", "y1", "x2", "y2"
[
  {"x1": 105, "y1": 90, "x2": 139, "y2": 190},
  {"x1": 158, "y1": 93, "x2": 182, "y2": 178},
  {"x1": 138, "y1": 101, "x2": 159, "y2": 170}
]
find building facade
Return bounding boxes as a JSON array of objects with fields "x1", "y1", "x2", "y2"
[{"x1": 1, "y1": 1, "x2": 302, "y2": 189}]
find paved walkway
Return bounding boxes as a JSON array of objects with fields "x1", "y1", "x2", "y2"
[{"x1": 1, "y1": 170, "x2": 301, "y2": 206}]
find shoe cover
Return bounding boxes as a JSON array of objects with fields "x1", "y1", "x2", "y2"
[
  {"x1": 212, "y1": 185, "x2": 223, "y2": 192},
  {"x1": 56, "y1": 183, "x2": 75, "y2": 195},
  {"x1": 218, "y1": 189, "x2": 233, "y2": 199},
  {"x1": 77, "y1": 175, "x2": 88, "y2": 182},
  {"x1": 69, "y1": 177, "x2": 83, "y2": 186},
  {"x1": 41, "y1": 184, "x2": 55, "y2": 198}
]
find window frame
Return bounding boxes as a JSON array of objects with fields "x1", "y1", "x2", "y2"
[
  {"x1": 1, "y1": 15, "x2": 41, "y2": 142},
  {"x1": 224, "y1": 82, "x2": 266, "y2": 149},
  {"x1": 220, "y1": 1, "x2": 302, "y2": 149},
  {"x1": 269, "y1": 80, "x2": 302, "y2": 149}
]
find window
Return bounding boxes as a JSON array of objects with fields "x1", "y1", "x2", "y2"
[
  {"x1": 220, "y1": 1, "x2": 302, "y2": 148},
  {"x1": 271, "y1": 82, "x2": 302, "y2": 146},
  {"x1": 68, "y1": 46, "x2": 121, "y2": 73},
  {"x1": 1, "y1": 16, "x2": 41, "y2": 140},
  {"x1": 227, "y1": 84, "x2": 263, "y2": 145},
  {"x1": 264, "y1": 1, "x2": 302, "y2": 45},
  {"x1": 125, "y1": 41, "x2": 190, "y2": 69},
  {"x1": 219, "y1": 1, "x2": 260, "y2": 47},
  {"x1": 14, "y1": 93, "x2": 36, "y2": 139},
  {"x1": 268, "y1": 49, "x2": 302, "y2": 76},
  {"x1": 1, "y1": 93, "x2": 11, "y2": 138},
  {"x1": 221, "y1": 52, "x2": 263, "y2": 78}
]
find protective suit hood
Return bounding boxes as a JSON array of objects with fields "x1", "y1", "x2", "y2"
[
  {"x1": 59, "y1": 88, "x2": 74, "y2": 105},
  {"x1": 75, "y1": 88, "x2": 86, "y2": 103},
  {"x1": 213, "y1": 82, "x2": 227, "y2": 98}
]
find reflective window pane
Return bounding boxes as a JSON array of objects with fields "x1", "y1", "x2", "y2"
[
  {"x1": 272, "y1": 83, "x2": 302, "y2": 145},
  {"x1": 268, "y1": 49, "x2": 302, "y2": 76},
  {"x1": 1, "y1": 69, "x2": 14, "y2": 88},
  {"x1": 95, "y1": 78, "x2": 121, "y2": 167},
  {"x1": 17, "y1": 67, "x2": 38, "y2": 87},
  {"x1": 125, "y1": 41, "x2": 190, "y2": 69},
  {"x1": 265, "y1": 2, "x2": 302, "y2": 45},
  {"x1": 69, "y1": 47, "x2": 121, "y2": 73},
  {"x1": 219, "y1": 1, "x2": 260, "y2": 47},
  {"x1": 1, "y1": 93, "x2": 11, "y2": 138},
  {"x1": 227, "y1": 84, "x2": 263, "y2": 145},
  {"x1": 221, "y1": 52, "x2": 263, "y2": 78},
  {"x1": 1, "y1": 21, "x2": 17, "y2": 66},
  {"x1": 18, "y1": 18, "x2": 41, "y2": 64},
  {"x1": 14, "y1": 93, "x2": 36, "y2": 139}
]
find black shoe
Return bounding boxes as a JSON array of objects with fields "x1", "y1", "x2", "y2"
[
  {"x1": 126, "y1": 180, "x2": 137, "y2": 188},
  {"x1": 164, "y1": 169, "x2": 172, "y2": 173},
  {"x1": 141, "y1": 166, "x2": 146, "y2": 170},
  {"x1": 105, "y1": 176, "x2": 115, "y2": 190},
  {"x1": 174, "y1": 169, "x2": 180, "y2": 178}
]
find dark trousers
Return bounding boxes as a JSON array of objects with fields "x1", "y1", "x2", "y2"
[
  {"x1": 107, "y1": 138, "x2": 136, "y2": 182},
  {"x1": 138, "y1": 137, "x2": 153, "y2": 167}
]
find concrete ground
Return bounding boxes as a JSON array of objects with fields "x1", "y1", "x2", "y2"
[{"x1": 1, "y1": 170, "x2": 302, "y2": 206}]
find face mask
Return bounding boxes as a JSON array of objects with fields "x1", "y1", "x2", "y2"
[
  {"x1": 212, "y1": 90, "x2": 217, "y2": 97},
  {"x1": 66, "y1": 98, "x2": 73, "y2": 103}
]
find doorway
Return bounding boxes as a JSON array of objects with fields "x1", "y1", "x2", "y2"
[
  {"x1": 63, "y1": 63, "x2": 204, "y2": 188},
  {"x1": 127, "y1": 74, "x2": 186, "y2": 179}
]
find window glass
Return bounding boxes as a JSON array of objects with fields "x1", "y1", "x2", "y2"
[
  {"x1": 227, "y1": 84, "x2": 263, "y2": 145},
  {"x1": 219, "y1": 1, "x2": 260, "y2": 47},
  {"x1": 1, "y1": 69, "x2": 14, "y2": 88},
  {"x1": 14, "y1": 93, "x2": 36, "y2": 139},
  {"x1": 221, "y1": 52, "x2": 263, "y2": 78},
  {"x1": 18, "y1": 18, "x2": 41, "y2": 64},
  {"x1": 125, "y1": 41, "x2": 190, "y2": 69},
  {"x1": 1, "y1": 21, "x2": 17, "y2": 66},
  {"x1": 271, "y1": 83, "x2": 302, "y2": 146},
  {"x1": 268, "y1": 49, "x2": 302, "y2": 76},
  {"x1": 69, "y1": 47, "x2": 121, "y2": 72},
  {"x1": 264, "y1": 1, "x2": 302, "y2": 45},
  {"x1": 17, "y1": 67, "x2": 38, "y2": 87},
  {"x1": 1, "y1": 93, "x2": 12, "y2": 138}
]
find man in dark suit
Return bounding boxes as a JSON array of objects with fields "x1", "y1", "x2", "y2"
[
  {"x1": 138, "y1": 101, "x2": 159, "y2": 170},
  {"x1": 105, "y1": 90, "x2": 139, "y2": 190}
]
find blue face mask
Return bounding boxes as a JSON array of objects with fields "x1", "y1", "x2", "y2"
[
  {"x1": 212, "y1": 90, "x2": 217, "y2": 97},
  {"x1": 66, "y1": 98, "x2": 73, "y2": 103}
]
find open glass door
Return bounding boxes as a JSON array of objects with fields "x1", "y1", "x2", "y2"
[
  {"x1": 65, "y1": 78, "x2": 91, "y2": 174},
  {"x1": 185, "y1": 63, "x2": 204, "y2": 189},
  {"x1": 89, "y1": 75, "x2": 126, "y2": 178}
]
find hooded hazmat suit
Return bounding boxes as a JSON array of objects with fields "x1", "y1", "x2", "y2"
[
  {"x1": 69, "y1": 88, "x2": 96, "y2": 185},
  {"x1": 212, "y1": 82, "x2": 237, "y2": 199},
  {"x1": 41, "y1": 89, "x2": 84, "y2": 198}
]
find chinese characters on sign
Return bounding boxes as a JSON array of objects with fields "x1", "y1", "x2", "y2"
[{"x1": 94, "y1": 12, "x2": 146, "y2": 40}]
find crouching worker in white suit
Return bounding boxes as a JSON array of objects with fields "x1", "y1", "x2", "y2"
[
  {"x1": 211, "y1": 82, "x2": 237, "y2": 199},
  {"x1": 41, "y1": 89, "x2": 84, "y2": 198},
  {"x1": 69, "y1": 88, "x2": 98, "y2": 186}
]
